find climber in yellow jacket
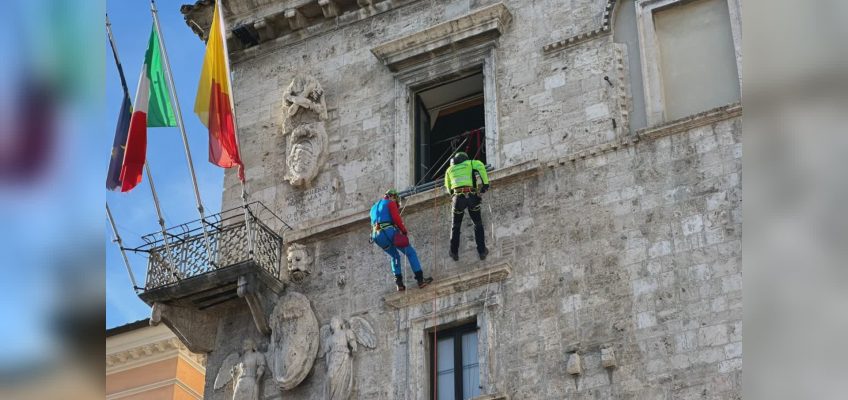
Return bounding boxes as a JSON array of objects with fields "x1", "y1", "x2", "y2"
[{"x1": 444, "y1": 151, "x2": 490, "y2": 261}]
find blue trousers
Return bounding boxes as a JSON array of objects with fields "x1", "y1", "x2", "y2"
[{"x1": 372, "y1": 228, "x2": 422, "y2": 277}]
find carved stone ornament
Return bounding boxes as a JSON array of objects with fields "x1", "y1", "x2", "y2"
[
  {"x1": 214, "y1": 338, "x2": 267, "y2": 400},
  {"x1": 286, "y1": 243, "x2": 313, "y2": 282},
  {"x1": 282, "y1": 74, "x2": 329, "y2": 188},
  {"x1": 268, "y1": 291, "x2": 320, "y2": 391},
  {"x1": 318, "y1": 316, "x2": 377, "y2": 400}
]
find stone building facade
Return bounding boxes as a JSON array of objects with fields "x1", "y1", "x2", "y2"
[{"x1": 164, "y1": 0, "x2": 742, "y2": 398}]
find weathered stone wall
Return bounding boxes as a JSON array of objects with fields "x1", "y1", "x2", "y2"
[{"x1": 198, "y1": 0, "x2": 742, "y2": 399}]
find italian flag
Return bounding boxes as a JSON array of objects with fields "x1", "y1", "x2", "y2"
[
  {"x1": 119, "y1": 26, "x2": 176, "y2": 192},
  {"x1": 194, "y1": 1, "x2": 244, "y2": 181}
]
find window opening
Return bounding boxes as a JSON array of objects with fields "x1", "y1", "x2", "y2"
[
  {"x1": 653, "y1": 0, "x2": 740, "y2": 120},
  {"x1": 414, "y1": 73, "x2": 486, "y2": 185},
  {"x1": 429, "y1": 322, "x2": 481, "y2": 400}
]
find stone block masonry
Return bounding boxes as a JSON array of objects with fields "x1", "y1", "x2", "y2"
[{"x1": 172, "y1": 0, "x2": 742, "y2": 399}]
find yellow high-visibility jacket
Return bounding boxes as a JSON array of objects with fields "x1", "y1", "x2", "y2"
[{"x1": 444, "y1": 159, "x2": 489, "y2": 192}]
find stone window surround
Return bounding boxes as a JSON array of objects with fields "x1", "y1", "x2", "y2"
[
  {"x1": 388, "y1": 262, "x2": 511, "y2": 400},
  {"x1": 391, "y1": 48, "x2": 500, "y2": 190},
  {"x1": 635, "y1": 0, "x2": 742, "y2": 126},
  {"x1": 370, "y1": 3, "x2": 512, "y2": 190},
  {"x1": 404, "y1": 291, "x2": 502, "y2": 400}
]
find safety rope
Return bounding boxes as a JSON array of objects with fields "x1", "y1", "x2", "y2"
[
  {"x1": 431, "y1": 184, "x2": 441, "y2": 400},
  {"x1": 399, "y1": 137, "x2": 468, "y2": 217}
]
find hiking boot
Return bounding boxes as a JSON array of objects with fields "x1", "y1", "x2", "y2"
[
  {"x1": 396, "y1": 283, "x2": 406, "y2": 291},
  {"x1": 395, "y1": 275, "x2": 406, "y2": 292},
  {"x1": 414, "y1": 271, "x2": 433, "y2": 288},
  {"x1": 449, "y1": 250, "x2": 459, "y2": 261},
  {"x1": 478, "y1": 248, "x2": 489, "y2": 260},
  {"x1": 417, "y1": 277, "x2": 433, "y2": 288}
]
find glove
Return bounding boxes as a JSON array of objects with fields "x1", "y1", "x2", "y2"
[{"x1": 480, "y1": 184, "x2": 490, "y2": 194}]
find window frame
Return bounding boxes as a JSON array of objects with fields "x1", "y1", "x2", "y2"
[
  {"x1": 412, "y1": 75, "x2": 487, "y2": 185},
  {"x1": 634, "y1": 0, "x2": 742, "y2": 125},
  {"x1": 429, "y1": 322, "x2": 481, "y2": 400},
  {"x1": 391, "y1": 46, "x2": 500, "y2": 191}
]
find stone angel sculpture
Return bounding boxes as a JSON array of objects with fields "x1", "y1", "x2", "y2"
[
  {"x1": 213, "y1": 338, "x2": 266, "y2": 400},
  {"x1": 319, "y1": 316, "x2": 377, "y2": 400}
]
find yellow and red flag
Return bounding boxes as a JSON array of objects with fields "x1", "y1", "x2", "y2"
[{"x1": 194, "y1": 1, "x2": 244, "y2": 181}]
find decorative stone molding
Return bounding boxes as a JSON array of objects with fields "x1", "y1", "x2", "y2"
[
  {"x1": 284, "y1": 8, "x2": 307, "y2": 31},
  {"x1": 285, "y1": 160, "x2": 540, "y2": 243},
  {"x1": 318, "y1": 0, "x2": 340, "y2": 18},
  {"x1": 636, "y1": 102, "x2": 742, "y2": 141},
  {"x1": 371, "y1": 3, "x2": 512, "y2": 72},
  {"x1": 471, "y1": 395, "x2": 510, "y2": 400},
  {"x1": 384, "y1": 262, "x2": 511, "y2": 309},
  {"x1": 612, "y1": 44, "x2": 630, "y2": 135},
  {"x1": 543, "y1": 0, "x2": 617, "y2": 54},
  {"x1": 106, "y1": 336, "x2": 208, "y2": 372},
  {"x1": 550, "y1": 103, "x2": 742, "y2": 165},
  {"x1": 398, "y1": 265, "x2": 508, "y2": 399},
  {"x1": 181, "y1": 0, "x2": 427, "y2": 60}
]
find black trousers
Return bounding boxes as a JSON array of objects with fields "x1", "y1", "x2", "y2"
[{"x1": 450, "y1": 194, "x2": 486, "y2": 254}]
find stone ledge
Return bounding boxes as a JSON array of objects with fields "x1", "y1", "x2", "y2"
[
  {"x1": 471, "y1": 394, "x2": 509, "y2": 400},
  {"x1": 284, "y1": 160, "x2": 541, "y2": 243},
  {"x1": 383, "y1": 262, "x2": 511, "y2": 309},
  {"x1": 549, "y1": 102, "x2": 742, "y2": 166},
  {"x1": 371, "y1": 3, "x2": 512, "y2": 72},
  {"x1": 636, "y1": 102, "x2": 742, "y2": 141}
]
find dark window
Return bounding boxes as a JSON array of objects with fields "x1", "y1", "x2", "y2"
[
  {"x1": 414, "y1": 73, "x2": 486, "y2": 186},
  {"x1": 429, "y1": 322, "x2": 481, "y2": 400}
]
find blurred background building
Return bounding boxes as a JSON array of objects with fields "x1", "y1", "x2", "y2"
[{"x1": 106, "y1": 319, "x2": 206, "y2": 400}]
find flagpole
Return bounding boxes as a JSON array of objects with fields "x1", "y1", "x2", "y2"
[
  {"x1": 149, "y1": 0, "x2": 216, "y2": 266},
  {"x1": 216, "y1": 0, "x2": 255, "y2": 256},
  {"x1": 105, "y1": 14, "x2": 129, "y2": 95},
  {"x1": 106, "y1": 202, "x2": 141, "y2": 292},
  {"x1": 146, "y1": 163, "x2": 181, "y2": 282}
]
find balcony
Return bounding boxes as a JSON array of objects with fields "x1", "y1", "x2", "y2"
[{"x1": 132, "y1": 202, "x2": 291, "y2": 350}]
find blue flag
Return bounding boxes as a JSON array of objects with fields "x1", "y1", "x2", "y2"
[{"x1": 106, "y1": 93, "x2": 132, "y2": 191}]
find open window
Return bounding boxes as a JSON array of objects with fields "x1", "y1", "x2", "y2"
[
  {"x1": 413, "y1": 73, "x2": 486, "y2": 185},
  {"x1": 429, "y1": 321, "x2": 481, "y2": 400}
]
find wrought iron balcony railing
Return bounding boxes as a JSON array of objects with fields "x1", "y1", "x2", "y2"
[{"x1": 136, "y1": 202, "x2": 291, "y2": 292}]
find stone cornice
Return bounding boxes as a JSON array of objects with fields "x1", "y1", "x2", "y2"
[
  {"x1": 371, "y1": 3, "x2": 512, "y2": 72},
  {"x1": 284, "y1": 160, "x2": 541, "y2": 243},
  {"x1": 106, "y1": 336, "x2": 207, "y2": 373},
  {"x1": 636, "y1": 102, "x2": 742, "y2": 141},
  {"x1": 543, "y1": 0, "x2": 617, "y2": 54},
  {"x1": 549, "y1": 102, "x2": 742, "y2": 166},
  {"x1": 383, "y1": 262, "x2": 511, "y2": 309}
]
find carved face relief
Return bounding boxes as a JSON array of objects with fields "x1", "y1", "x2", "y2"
[
  {"x1": 284, "y1": 123, "x2": 327, "y2": 187},
  {"x1": 286, "y1": 243, "x2": 312, "y2": 282}
]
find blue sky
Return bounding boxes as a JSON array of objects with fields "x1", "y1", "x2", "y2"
[{"x1": 106, "y1": 0, "x2": 224, "y2": 328}]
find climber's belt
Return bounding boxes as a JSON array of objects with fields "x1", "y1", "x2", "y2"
[
  {"x1": 452, "y1": 186, "x2": 477, "y2": 196},
  {"x1": 373, "y1": 222, "x2": 395, "y2": 233}
]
